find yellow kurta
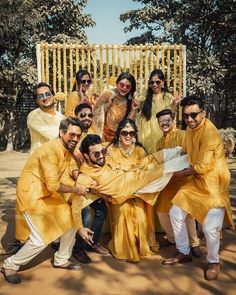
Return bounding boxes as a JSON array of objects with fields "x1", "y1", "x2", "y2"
[
  {"x1": 172, "y1": 118, "x2": 234, "y2": 226},
  {"x1": 156, "y1": 127, "x2": 188, "y2": 212},
  {"x1": 107, "y1": 144, "x2": 157, "y2": 262},
  {"x1": 27, "y1": 108, "x2": 65, "y2": 153},
  {"x1": 77, "y1": 150, "x2": 165, "y2": 204},
  {"x1": 16, "y1": 138, "x2": 82, "y2": 244},
  {"x1": 137, "y1": 92, "x2": 174, "y2": 153}
]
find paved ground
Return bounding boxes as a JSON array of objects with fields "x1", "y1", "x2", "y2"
[{"x1": 0, "y1": 151, "x2": 235, "y2": 295}]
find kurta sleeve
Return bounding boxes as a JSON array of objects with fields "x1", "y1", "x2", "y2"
[
  {"x1": 27, "y1": 112, "x2": 58, "y2": 140},
  {"x1": 192, "y1": 130, "x2": 219, "y2": 174},
  {"x1": 39, "y1": 150, "x2": 61, "y2": 192},
  {"x1": 65, "y1": 92, "x2": 80, "y2": 116},
  {"x1": 70, "y1": 194, "x2": 83, "y2": 229}
]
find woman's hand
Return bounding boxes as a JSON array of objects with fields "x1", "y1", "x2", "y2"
[{"x1": 173, "y1": 93, "x2": 183, "y2": 108}]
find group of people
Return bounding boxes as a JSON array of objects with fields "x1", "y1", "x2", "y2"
[{"x1": 1, "y1": 68, "x2": 234, "y2": 284}]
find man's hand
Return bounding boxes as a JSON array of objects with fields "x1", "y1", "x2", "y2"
[
  {"x1": 78, "y1": 228, "x2": 94, "y2": 246},
  {"x1": 173, "y1": 170, "x2": 187, "y2": 178},
  {"x1": 73, "y1": 149, "x2": 85, "y2": 164},
  {"x1": 74, "y1": 184, "x2": 89, "y2": 195}
]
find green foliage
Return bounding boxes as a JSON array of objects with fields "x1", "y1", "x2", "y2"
[
  {"x1": 0, "y1": 0, "x2": 95, "y2": 150},
  {"x1": 120, "y1": 0, "x2": 236, "y2": 113}
]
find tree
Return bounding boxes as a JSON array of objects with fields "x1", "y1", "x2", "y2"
[
  {"x1": 0, "y1": 0, "x2": 95, "y2": 150},
  {"x1": 120, "y1": 0, "x2": 236, "y2": 127}
]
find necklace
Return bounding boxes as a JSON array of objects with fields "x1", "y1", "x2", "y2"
[{"x1": 118, "y1": 141, "x2": 135, "y2": 157}]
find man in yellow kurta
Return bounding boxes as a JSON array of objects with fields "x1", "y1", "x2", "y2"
[
  {"x1": 72, "y1": 103, "x2": 109, "y2": 264},
  {"x1": 2, "y1": 117, "x2": 93, "y2": 284},
  {"x1": 27, "y1": 82, "x2": 65, "y2": 153},
  {"x1": 155, "y1": 109, "x2": 200, "y2": 257},
  {"x1": 73, "y1": 134, "x2": 190, "y2": 207},
  {"x1": 162, "y1": 96, "x2": 234, "y2": 281}
]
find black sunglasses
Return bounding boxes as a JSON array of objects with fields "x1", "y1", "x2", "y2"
[
  {"x1": 79, "y1": 112, "x2": 93, "y2": 119},
  {"x1": 183, "y1": 110, "x2": 203, "y2": 120},
  {"x1": 90, "y1": 148, "x2": 107, "y2": 159},
  {"x1": 150, "y1": 80, "x2": 162, "y2": 86},
  {"x1": 81, "y1": 79, "x2": 92, "y2": 85},
  {"x1": 120, "y1": 130, "x2": 136, "y2": 137}
]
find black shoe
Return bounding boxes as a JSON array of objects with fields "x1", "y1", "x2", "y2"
[
  {"x1": 51, "y1": 241, "x2": 60, "y2": 251},
  {"x1": 73, "y1": 250, "x2": 92, "y2": 264},
  {"x1": 1, "y1": 268, "x2": 21, "y2": 284},
  {"x1": 191, "y1": 246, "x2": 202, "y2": 258},
  {"x1": 159, "y1": 238, "x2": 175, "y2": 248}
]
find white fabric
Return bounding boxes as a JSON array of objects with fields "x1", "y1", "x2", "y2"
[
  {"x1": 158, "y1": 212, "x2": 199, "y2": 246},
  {"x1": 136, "y1": 148, "x2": 189, "y2": 194},
  {"x1": 3, "y1": 212, "x2": 47, "y2": 270},
  {"x1": 170, "y1": 205, "x2": 225, "y2": 262},
  {"x1": 3, "y1": 212, "x2": 76, "y2": 270},
  {"x1": 202, "y1": 208, "x2": 225, "y2": 263},
  {"x1": 53, "y1": 229, "x2": 77, "y2": 266}
]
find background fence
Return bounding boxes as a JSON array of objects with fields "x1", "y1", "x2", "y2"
[{"x1": 36, "y1": 43, "x2": 186, "y2": 99}]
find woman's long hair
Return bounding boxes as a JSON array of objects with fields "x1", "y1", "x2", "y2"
[
  {"x1": 72, "y1": 69, "x2": 91, "y2": 92},
  {"x1": 110, "y1": 118, "x2": 144, "y2": 148},
  {"x1": 142, "y1": 69, "x2": 169, "y2": 120},
  {"x1": 116, "y1": 72, "x2": 136, "y2": 120}
]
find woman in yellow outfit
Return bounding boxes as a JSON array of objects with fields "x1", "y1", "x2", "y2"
[
  {"x1": 106, "y1": 118, "x2": 158, "y2": 262},
  {"x1": 93, "y1": 72, "x2": 138, "y2": 142},
  {"x1": 137, "y1": 69, "x2": 181, "y2": 153},
  {"x1": 65, "y1": 69, "x2": 98, "y2": 116}
]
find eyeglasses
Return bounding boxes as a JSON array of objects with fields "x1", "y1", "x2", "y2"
[
  {"x1": 67, "y1": 132, "x2": 81, "y2": 140},
  {"x1": 118, "y1": 82, "x2": 131, "y2": 90},
  {"x1": 81, "y1": 79, "x2": 92, "y2": 85},
  {"x1": 79, "y1": 112, "x2": 93, "y2": 119},
  {"x1": 120, "y1": 130, "x2": 136, "y2": 137},
  {"x1": 150, "y1": 80, "x2": 162, "y2": 86},
  {"x1": 183, "y1": 110, "x2": 203, "y2": 120},
  {"x1": 37, "y1": 91, "x2": 52, "y2": 100},
  {"x1": 158, "y1": 119, "x2": 172, "y2": 125},
  {"x1": 90, "y1": 148, "x2": 107, "y2": 159}
]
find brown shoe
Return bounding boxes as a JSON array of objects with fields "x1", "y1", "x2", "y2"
[
  {"x1": 162, "y1": 252, "x2": 192, "y2": 265},
  {"x1": 191, "y1": 246, "x2": 202, "y2": 258},
  {"x1": 205, "y1": 263, "x2": 220, "y2": 280},
  {"x1": 88, "y1": 243, "x2": 109, "y2": 255}
]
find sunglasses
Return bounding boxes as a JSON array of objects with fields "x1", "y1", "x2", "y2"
[
  {"x1": 158, "y1": 119, "x2": 172, "y2": 125},
  {"x1": 37, "y1": 91, "x2": 52, "y2": 100},
  {"x1": 90, "y1": 148, "x2": 107, "y2": 159},
  {"x1": 118, "y1": 82, "x2": 131, "y2": 90},
  {"x1": 120, "y1": 130, "x2": 136, "y2": 137},
  {"x1": 81, "y1": 79, "x2": 92, "y2": 85},
  {"x1": 183, "y1": 110, "x2": 203, "y2": 120},
  {"x1": 150, "y1": 80, "x2": 162, "y2": 86},
  {"x1": 79, "y1": 112, "x2": 93, "y2": 119}
]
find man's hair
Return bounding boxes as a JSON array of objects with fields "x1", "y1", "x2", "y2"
[
  {"x1": 33, "y1": 82, "x2": 55, "y2": 99},
  {"x1": 180, "y1": 95, "x2": 205, "y2": 110},
  {"x1": 80, "y1": 134, "x2": 102, "y2": 154},
  {"x1": 74, "y1": 103, "x2": 92, "y2": 116},
  {"x1": 156, "y1": 108, "x2": 174, "y2": 120},
  {"x1": 59, "y1": 117, "x2": 83, "y2": 135}
]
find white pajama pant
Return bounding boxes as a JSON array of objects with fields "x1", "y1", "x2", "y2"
[
  {"x1": 157, "y1": 212, "x2": 199, "y2": 247},
  {"x1": 169, "y1": 205, "x2": 225, "y2": 263},
  {"x1": 3, "y1": 212, "x2": 76, "y2": 270}
]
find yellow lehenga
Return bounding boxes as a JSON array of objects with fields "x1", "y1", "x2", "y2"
[
  {"x1": 106, "y1": 144, "x2": 158, "y2": 262},
  {"x1": 137, "y1": 92, "x2": 174, "y2": 153}
]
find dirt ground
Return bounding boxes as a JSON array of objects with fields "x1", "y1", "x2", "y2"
[{"x1": 0, "y1": 151, "x2": 235, "y2": 295}]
